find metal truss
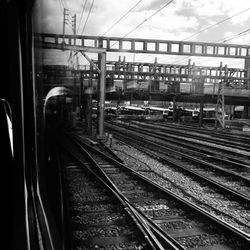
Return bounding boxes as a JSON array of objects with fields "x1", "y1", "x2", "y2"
[
  {"x1": 34, "y1": 33, "x2": 250, "y2": 59},
  {"x1": 215, "y1": 63, "x2": 228, "y2": 129},
  {"x1": 76, "y1": 59, "x2": 248, "y2": 88}
]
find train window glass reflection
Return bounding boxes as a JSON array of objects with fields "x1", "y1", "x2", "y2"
[{"x1": 1, "y1": 99, "x2": 13, "y2": 157}]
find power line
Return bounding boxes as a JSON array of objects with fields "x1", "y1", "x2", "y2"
[
  {"x1": 77, "y1": 0, "x2": 88, "y2": 34},
  {"x1": 215, "y1": 29, "x2": 250, "y2": 43},
  {"x1": 81, "y1": 0, "x2": 95, "y2": 35},
  {"x1": 89, "y1": 0, "x2": 174, "y2": 66},
  {"x1": 73, "y1": 0, "x2": 95, "y2": 66},
  {"x1": 110, "y1": 0, "x2": 175, "y2": 48},
  {"x1": 58, "y1": 0, "x2": 64, "y2": 13},
  {"x1": 196, "y1": 29, "x2": 250, "y2": 65},
  {"x1": 123, "y1": 0, "x2": 174, "y2": 40},
  {"x1": 138, "y1": 6, "x2": 250, "y2": 63},
  {"x1": 182, "y1": 7, "x2": 250, "y2": 41},
  {"x1": 141, "y1": 27, "x2": 250, "y2": 66},
  {"x1": 101, "y1": 0, "x2": 143, "y2": 36}
]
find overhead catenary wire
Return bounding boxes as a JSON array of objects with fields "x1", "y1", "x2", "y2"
[
  {"x1": 68, "y1": 0, "x2": 88, "y2": 68},
  {"x1": 196, "y1": 29, "x2": 250, "y2": 65},
  {"x1": 182, "y1": 7, "x2": 250, "y2": 41},
  {"x1": 215, "y1": 28, "x2": 250, "y2": 43},
  {"x1": 77, "y1": 0, "x2": 88, "y2": 34},
  {"x1": 90, "y1": 0, "x2": 174, "y2": 62},
  {"x1": 138, "y1": 6, "x2": 250, "y2": 63},
  {"x1": 101, "y1": 0, "x2": 144, "y2": 36},
  {"x1": 72, "y1": 0, "x2": 95, "y2": 67},
  {"x1": 178, "y1": 29, "x2": 250, "y2": 67},
  {"x1": 114, "y1": 0, "x2": 175, "y2": 43},
  {"x1": 167, "y1": 7, "x2": 250, "y2": 65},
  {"x1": 58, "y1": 0, "x2": 64, "y2": 13},
  {"x1": 81, "y1": 0, "x2": 95, "y2": 36}
]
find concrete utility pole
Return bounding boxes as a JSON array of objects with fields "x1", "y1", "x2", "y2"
[
  {"x1": 62, "y1": 8, "x2": 69, "y2": 44},
  {"x1": 72, "y1": 14, "x2": 76, "y2": 45}
]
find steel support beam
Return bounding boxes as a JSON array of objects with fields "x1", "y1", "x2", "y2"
[
  {"x1": 85, "y1": 60, "x2": 249, "y2": 87},
  {"x1": 215, "y1": 63, "x2": 227, "y2": 129},
  {"x1": 97, "y1": 52, "x2": 106, "y2": 139},
  {"x1": 35, "y1": 33, "x2": 250, "y2": 59},
  {"x1": 245, "y1": 57, "x2": 250, "y2": 88},
  {"x1": 199, "y1": 98, "x2": 204, "y2": 127}
]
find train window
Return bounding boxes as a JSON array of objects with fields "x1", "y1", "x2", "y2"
[{"x1": 1, "y1": 99, "x2": 13, "y2": 157}]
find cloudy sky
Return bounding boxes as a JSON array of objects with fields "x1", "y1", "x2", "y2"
[{"x1": 39, "y1": 0, "x2": 250, "y2": 68}]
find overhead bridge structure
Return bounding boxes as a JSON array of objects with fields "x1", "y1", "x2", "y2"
[
  {"x1": 71, "y1": 58, "x2": 249, "y2": 105},
  {"x1": 35, "y1": 33, "x2": 250, "y2": 131},
  {"x1": 35, "y1": 33, "x2": 250, "y2": 59},
  {"x1": 36, "y1": 32, "x2": 250, "y2": 90},
  {"x1": 82, "y1": 59, "x2": 248, "y2": 83}
]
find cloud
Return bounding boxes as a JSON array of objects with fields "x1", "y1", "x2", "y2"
[{"x1": 37, "y1": 0, "x2": 249, "y2": 68}]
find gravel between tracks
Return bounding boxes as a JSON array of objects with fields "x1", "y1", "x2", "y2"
[{"x1": 108, "y1": 138, "x2": 250, "y2": 234}]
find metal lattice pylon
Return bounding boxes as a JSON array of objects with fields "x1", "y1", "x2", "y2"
[{"x1": 215, "y1": 63, "x2": 228, "y2": 129}]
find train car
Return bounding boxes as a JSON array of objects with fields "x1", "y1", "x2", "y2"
[
  {"x1": 185, "y1": 108, "x2": 200, "y2": 121},
  {"x1": 118, "y1": 106, "x2": 146, "y2": 120},
  {"x1": 163, "y1": 107, "x2": 193, "y2": 122},
  {"x1": 179, "y1": 108, "x2": 193, "y2": 122},
  {"x1": 92, "y1": 107, "x2": 118, "y2": 120},
  {"x1": 105, "y1": 107, "x2": 118, "y2": 119},
  {"x1": 92, "y1": 107, "x2": 98, "y2": 118},
  {"x1": 202, "y1": 107, "x2": 229, "y2": 123},
  {"x1": 145, "y1": 106, "x2": 168, "y2": 115},
  {"x1": 163, "y1": 108, "x2": 173, "y2": 119},
  {"x1": 144, "y1": 106, "x2": 169, "y2": 120},
  {"x1": 234, "y1": 106, "x2": 244, "y2": 119},
  {"x1": 202, "y1": 107, "x2": 217, "y2": 123}
]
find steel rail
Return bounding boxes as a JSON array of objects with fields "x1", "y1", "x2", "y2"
[
  {"x1": 71, "y1": 134, "x2": 250, "y2": 244},
  {"x1": 131, "y1": 120, "x2": 250, "y2": 155},
  {"x1": 144, "y1": 120, "x2": 250, "y2": 150},
  {"x1": 71, "y1": 135, "x2": 185, "y2": 250},
  {"x1": 110, "y1": 121, "x2": 250, "y2": 176},
  {"x1": 111, "y1": 130, "x2": 250, "y2": 204},
  {"x1": 158, "y1": 120, "x2": 250, "y2": 145},
  {"x1": 60, "y1": 134, "x2": 183, "y2": 250}
]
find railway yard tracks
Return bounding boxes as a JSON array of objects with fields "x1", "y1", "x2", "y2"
[
  {"x1": 123, "y1": 120, "x2": 250, "y2": 162},
  {"x1": 156, "y1": 121, "x2": 250, "y2": 152},
  {"x1": 60, "y1": 154, "x2": 150, "y2": 249},
  {"x1": 106, "y1": 120, "x2": 250, "y2": 181},
  {"x1": 60, "y1": 136, "x2": 184, "y2": 250},
  {"x1": 105, "y1": 122, "x2": 250, "y2": 199},
  {"x1": 59, "y1": 130, "x2": 250, "y2": 249},
  {"x1": 104, "y1": 122, "x2": 250, "y2": 229}
]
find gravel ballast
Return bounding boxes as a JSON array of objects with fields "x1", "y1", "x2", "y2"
[{"x1": 108, "y1": 139, "x2": 250, "y2": 234}]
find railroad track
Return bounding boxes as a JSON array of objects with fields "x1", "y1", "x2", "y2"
[
  {"x1": 68, "y1": 133, "x2": 250, "y2": 249},
  {"x1": 109, "y1": 128, "x2": 250, "y2": 201},
  {"x1": 147, "y1": 120, "x2": 250, "y2": 150},
  {"x1": 59, "y1": 135, "x2": 186, "y2": 250},
  {"x1": 126, "y1": 120, "x2": 250, "y2": 163},
  {"x1": 104, "y1": 123, "x2": 250, "y2": 230},
  {"x1": 107, "y1": 121, "x2": 250, "y2": 176}
]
